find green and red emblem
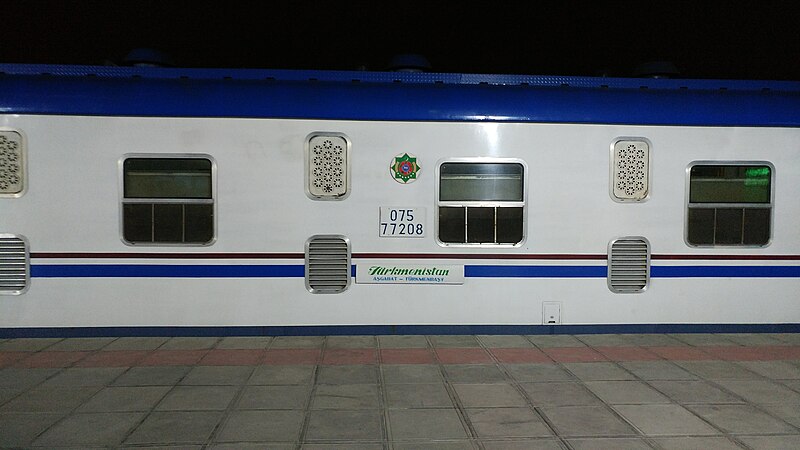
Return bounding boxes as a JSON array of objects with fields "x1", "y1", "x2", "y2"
[{"x1": 390, "y1": 153, "x2": 420, "y2": 184}]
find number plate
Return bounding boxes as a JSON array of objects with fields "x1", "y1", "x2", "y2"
[{"x1": 379, "y1": 207, "x2": 425, "y2": 237}]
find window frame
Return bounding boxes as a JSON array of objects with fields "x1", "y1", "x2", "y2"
[
  {"x1": 435, "y1": 157, "x2": 528, "y2": 247},
  {"x1": 118, "y1": 153, "x2": 217, "y2": 247},
  {"x1": 684, "y1": 160, "x2": 775, "y2": 248}
]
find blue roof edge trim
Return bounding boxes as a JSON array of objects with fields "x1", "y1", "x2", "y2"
[{"x1": 1, "y1": 64, "x2": 799, "y2": 126}]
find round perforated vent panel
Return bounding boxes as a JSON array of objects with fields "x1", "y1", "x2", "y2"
[
  {"x1": 612, "y1": 140, "x2": 649, "y2": 200},
  {"x1": 0, "y1": 132, "x2": 24, "y2": 195},
  {"x1": 308, "y1": 135, "x2": 348, "y2": 198}
]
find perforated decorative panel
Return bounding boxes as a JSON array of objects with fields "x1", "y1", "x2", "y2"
[
  {"x1": 0, "y1": 131, "x2": 24, "y2": 196},
  {"x1": 308, "y1": 135, "x2": 348, "y2": 198},
  {"x1": 0, "y1": 235, "x2": 29, "y2": 295},
  {"x1": 608, "y1": 237, "x2": 650, "y2": 293},
  {"x1": 612, "y1": 140, "x2": 649, "y2": 201},
  {"x1": 305, "y1": 235, "x2": 351, "y2": 293}
]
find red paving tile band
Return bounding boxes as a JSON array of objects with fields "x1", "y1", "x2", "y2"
[{"x1": 2, "y1": 344, "x2": 800, "y2": 368}]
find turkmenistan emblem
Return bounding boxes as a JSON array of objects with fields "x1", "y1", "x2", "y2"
[{"x1": 390, "y1": 153, "x2": 420, "y2": 184}]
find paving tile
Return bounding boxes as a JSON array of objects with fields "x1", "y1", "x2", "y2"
[
  {"x1": 490, "y1": 348, "x2": 551, "y2": 363},
  {"x1": 236, "y1": 385, "x2": 310, "y2": 409},
  {"x1": 33, "y1": 412, "x2": 144, "y2": 446},
  {"x1": 443, "y1": 364, "x2": 507, "y2": 383},
  {"x1": 503, "y1": 363, "x2": 574, "y2": 382},
  {"x1": 395, "y1": 442, "x2": 478, "y2": 450},
  {"x1": 199, "y1": 349, "x2": 265, "y2": 365},
  {"x1": 305, "y1": 409, "x2": 383, "y2": 441},
  {"x1": 0, "y1": 367, "x2": 59, "y2": 389},
  {"x1": 619, "y1": 361, "x2": 698, "y2": 380},
  {"x1": 737, "y1": 434, "x2": 800, "y2": 450},
  {"x1": 478, "y1": 335, "x2": 534, "y2": 348},
  {"x1": 0, "y1": 386, "x2": 99, "y2": 412},
  {"x1": 539, "y1": 405, "x2": 638, "y2": 437},
  {"x1": 467, "y1": 407, "x2": 551, "y2": 437},
  {"x1": 317, "y1": 365, "x2": 378, "y2": 384},
  {"x1": 215, "y1": 336, "x2": 272, "y2": 349},
  {"x1": 302, "y1": 444, "x2": 384, "y2": 450},
  {"x1": 312, "y1": 384, "x2": 381, "y2": 409},
  {"x1": 562, "y1": 362, "x2": 635, "y2": 381},
  {"x1": 15, "y1": 350, "x2": 89, "y2": 368},
  {"x1": 388, "y1": 408, "x2": 467, "y2": 439},
  {"x1": 380, "y1": 348, "x2": 436, "y2": 364},
  {"x1": 77, "y1": 386, "x2": 170, "y2": 412},
  {"x1": 429, "y1": 335, "x2": 481, "y2": 347},
  {"x1": 322, "y1": 348, "x2": 377, "y2": 365},
  {"x1": 211, "y1": 445, "x2": 293, "y2": 450},
  {"x1": 0, "y1": 387, "x2": 21, "y2": 404},
  {"x1": 651, "y1": 436, "x2": 743, "y2": 450},
  {"x1": 382, "y1": 364, "x2": 443, "y2": 384},
  {"x1": 325, "y1": 335, "x2": 377, "y2": 348},
  {"x1": 453, "y1": 383, "x2": 527, "y2": 407},
  {"x1": 541, "y1": 347, "x2": 606, "y2": 363},
  {"x1": 566, "y1": 438, "x2": 651, "y2": 449},
  {"x1": 520, "y1": 382, "x2": 603, "y2": 406},
  {"x1": 701, "y1": 345, "x2": 788, "y2": 361},
  {"x1": 46, "y1": 337, "x2": 117, "y2": 351},
  {"x1": 592, "y1": 346, "x2": 661, "y2": 361},
  {"x1": 0, "y1": 338, "x2": 62, "y2": 352},
  {"x1": 159, "y1": 337, "x2": 220, "y2": 350},
  {"x1": 271, "y1": 336, "x2": 325, "y2": 348},
  {"x1": 613, "y1": 404, "x2": 719, "y2": 436},
  {"x1": 527, "y1": 335, "x2": 586, "y2": 348},
  {"x1": 436, "y1": 348, "x2": 493, "y2": 364},
  {"x1": 385, "y1": 383, "x2": 454, "y2": 408},
  {"x1": 621, "y1": 334, "x2": 687, "y2": 346},
  {"x1": 124, "y1": 411, "x2": 223, "y2": 444},
  {"x1": 180, "y1": 365, "x2": 253, "y2": 385},
  {"x1": 584, "y1": 380, "x2": 670, "y2": 404},
  {"x1": 760, "y1": 403, "x2": 800, "y2": 427},
  {"x1": 113, "y1": 366, "x2": 191, "y2": 386},
  {"x1": 716, "y1": 333, "x2": 786, "y2": 346},
  {"x1": 714, "y1": 379, "x2": 800, "y2": 404},
  {"x1": 75, "y1": 350, "x2": 151, "y2": 367},
  {"x1": 264, "y1": 348, "x2": 321, "y2": 365},
  {"x1": 215, "y1": 409, "x2": 304, "y2": 442},
  {"x1": 676, "y1": 361, "x2": 762, "y2": 379},
  {"x1": 647, "y1": 380, "x2": 744, "y2": 404},
  {"x1": 155, "y1": 385, "x2": 239, "y2": 411},
  {"x1": 780, "y1": 379, "x2": 800, "y2": 392},
  {"x1": 668, "y1": 333, "x2": 739, "y2": 346},
  {"x1": 139, "y1": 350, "x2": 210, "y2": 366},
  {"x1": 687, "y1": 404, "x2": 797, "y2": 434},
  {"x1": 0, "y1": 351, "x2": 31, "y2": 367},
  {"x1": 573, "y1": 334, "x2": 631, "y2": 347},
  {"x1": 645, "y1": 346, "x2": 712, "y2": 361},
  {"x1": 772, "y1": 333, "x2": 800, "y2": 345},
  {"x1": 122, "y1": 446, "x2": 205, "y2": 450},
  {"x1": 102, "y1": 336, "x2": 169, "y2": 350},
  {"x1": 248, "y1": 365, "x2": 315, "y2": 385},
  {"x1": 481, "y1": 440, "x2": 563, "y2": 450},
  {"x1": 41, "y1": 367, "x2": 127, "y2": 386},
  {"x1": 0, "y1": 412, "x2": 64, "y2": 447},
  {"x1": 377, "y1": 335, "x2": 430, "y2": 348},
  {"x1": 737, "y1": 360, "x2": 800, "y2": 379}
]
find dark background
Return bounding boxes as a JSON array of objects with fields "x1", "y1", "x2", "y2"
[{"x1": 2, "y1": 1, "x2": 798, "y2": 80}]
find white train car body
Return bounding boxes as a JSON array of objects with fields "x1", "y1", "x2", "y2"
[{"x1": 0, "y1": 65, "x2": 798, "y2": 335}]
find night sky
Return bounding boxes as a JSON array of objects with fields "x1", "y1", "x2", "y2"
[{"x1": 2, "y1": 1, "x2": 798, "y2": 80}]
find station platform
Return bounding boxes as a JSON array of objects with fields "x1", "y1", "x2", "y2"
[{"x1": 1, "y1": 333, "x2": 799, "y2": 449}]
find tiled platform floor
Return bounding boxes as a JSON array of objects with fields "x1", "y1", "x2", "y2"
[{"x1": 1, "y1": 333, "x2": 800, "y2": 449}]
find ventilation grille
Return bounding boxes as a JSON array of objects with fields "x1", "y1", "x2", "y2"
[
  {"x1": 608, "y1": 237, "x2": 650, "y2": 293},
  {"x1": 0, "y1": 131, "x2": 24, "y2": 195},
  {"x1": 612, "y1": 140, "x2": 649, "y2": 200},
  {"x1": 306, "y1": 236, "x2": 351, "y2": 293},
  {"x1": 308, "y1": 135, "x2": 348, "y2": 198},
  {"x1": 0, "y1": 235, "x2": 29, "y2": 294}
]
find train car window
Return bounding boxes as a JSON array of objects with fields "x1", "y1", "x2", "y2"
[
  {"x1": 687, "y1": 164, "x2": 772, "y2": 246},
  {"x1": 437, "y1": 162, "x2": 525, "y2": 245},
  {"x1": 122, "y1": 157, "x2": 214, "y2": 245}
]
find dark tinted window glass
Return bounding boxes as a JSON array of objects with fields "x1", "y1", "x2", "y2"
[
  {"x1": 687, "y1": 208, "x2": 714, "y2": 245},
  {"x1": 185, "y1": 204, "x2": 214, "y2": 243},
  {"x1": 124, "y1": 158, "x2": 212, "y2": 199},
  {"x1": 467, "y1": 207, "x2": 495, "y2": 243},
  {"x1": 496, "y1": 207, "x2": 524, "y2": 244},
  {"x1": 439, "y1": 207, "x2": 466, "y2": 243},
  {"x1": 690, "y1": 165, "x2": 770, "y2": 203},
  {"x1": 743, "y1": 208, "x2": 770, "y2": 245},
  {"x1": 714, "y1": 208, "x2": 744, "y2": 245},
  {"x1": 123, "y1": 204, "x2": 152, "y2": 242},
  {"x1": 440, "y1": 163, "x2": 523, "y2": 201},
  {"x1": 153, "y1": 204, "x2": 183, "y2": 242}
]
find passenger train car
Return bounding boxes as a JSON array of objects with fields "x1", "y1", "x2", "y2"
[{"x1": 0, "y1": 64, "x2": 798, "y2": 336}]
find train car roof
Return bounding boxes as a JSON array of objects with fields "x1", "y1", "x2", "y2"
[{"x1": 0, "y1": 64, "x2": 798, "y2": 127}]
